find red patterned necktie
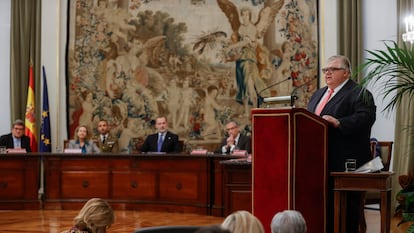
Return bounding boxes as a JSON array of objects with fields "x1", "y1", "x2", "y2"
[{"x1": 315, "y1": 89, "x2": 334, "y2": 115}]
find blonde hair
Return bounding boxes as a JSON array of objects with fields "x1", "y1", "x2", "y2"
[
  {"x1": 221, "y1": 211, "x2": 265, "y2": 233},
  {"x1": 74, "y1": 125, "x2": 91, "y2": 141},
  {"x1": 73, "y1": 198, "x2": 114, "y2": 233}
]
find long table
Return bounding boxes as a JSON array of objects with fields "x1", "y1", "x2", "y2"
[{"x1": 0, "y1": 153, "x2": 248, "y2": 216}]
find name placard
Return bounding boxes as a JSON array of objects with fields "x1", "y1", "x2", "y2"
[
  {"x1": 190, "y1": 149, "x2": 208, "y2": 155},
  {"x1": 7, "y1": 148, "x2": 27, "y2": 153},
  {"x1": 232, "y1": 150, "x2": 248, "y2": 156},
  {"x1": 64, "y1": 148, "x2": 82, "y2": 153}
]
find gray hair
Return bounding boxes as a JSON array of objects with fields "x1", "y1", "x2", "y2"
[
  {"x1": 327, "y1": 55, "x2": 352, "y2": 75},
  {"x1": 270, "y1": 210, "x2": 307, "y2": 233},
  {"x1": 12, "y1": 119, "x2": 25, "y2": 128}
]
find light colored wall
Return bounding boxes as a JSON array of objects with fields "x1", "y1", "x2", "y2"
[
  {"x1": 41, "y1": 0, "x2": 68, "y2": 150},
  {"x1": 0, "y1": 0, "x2": 11, "y2": 134},
  {"x1": 362, "y1": 0, "x2": 397, "y2": 141},
  {"x1": 0, "y1": 0, "x2": 397, "y2": 148}
]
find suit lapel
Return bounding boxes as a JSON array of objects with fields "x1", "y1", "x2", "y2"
[
  {"x1": 237, "y1": 135, "x2": 243, "y2": 147},
  {"x1": 310, "y1": 87, "x2": 328, "y2": 112},
  {"x1": 322, "y1": 80, "x2": 356, "y2": 113}
]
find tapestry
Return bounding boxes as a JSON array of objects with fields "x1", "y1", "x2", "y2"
[{"x1": 67, "y1": 0, "x2": 319, "y2": 152}]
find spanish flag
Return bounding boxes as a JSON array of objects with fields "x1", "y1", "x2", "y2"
[{"x1": 25, "y1": 63, "x2": 38, "y2": 152}]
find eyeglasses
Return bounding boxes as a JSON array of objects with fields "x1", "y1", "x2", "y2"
[
  {"x1": 321, "y1": 67, "x2": 346, "y2": 74},
  {"x1": 13, "y1": 127, "x2": 24, "y2": 131}
]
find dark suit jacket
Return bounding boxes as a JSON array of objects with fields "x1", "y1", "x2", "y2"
[
  {"x1": 308, "y1": 79, "x2": 376, "y2": 171},
  {"x1": 218, "y1": 134, "x2": 252, "y2": 154},
  {"x1": 141, "y1": 131, "x2": 181, "y2": 153},
  {"x1": 0, "y1": 133, "x2": 32, "y2": 152}
]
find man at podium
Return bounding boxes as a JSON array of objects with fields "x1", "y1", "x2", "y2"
[{"x1": 307, "y1": 55, "x2": 376, "y2": 233}]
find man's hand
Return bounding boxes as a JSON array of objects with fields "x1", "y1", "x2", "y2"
[
  {"x1": 226, "y1": 135, "x2": 235, "y2": 147},
  {"x1": 322, "y1": 115, "x2": 340, "y2": 128}
]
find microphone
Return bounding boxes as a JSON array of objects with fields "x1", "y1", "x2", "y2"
[
  {"x1": 257, "y1": 77, "x2": 292, "y2": 107},
  {"x1": 290, "y1": 76, "x2": 317, "y2": 107}
]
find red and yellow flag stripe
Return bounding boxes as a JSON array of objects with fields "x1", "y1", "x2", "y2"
[{"x1": 25, "y1": 64, "x2": 38, "y2": 152}]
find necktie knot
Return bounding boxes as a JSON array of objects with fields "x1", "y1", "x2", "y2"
[{"x1": 102, "y1": 135, "x2": 106, "y2": 143}]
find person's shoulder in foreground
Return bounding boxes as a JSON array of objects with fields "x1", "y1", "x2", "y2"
[
  {"x1": 61, "y1": 198, "x2": 114, "y2": 233},
  {"x1": 221, "y1": 210, "x2": 264, "y2": 233},
  {"x1": 271, "y1": 210, "x2": 307, "y2": 233}
]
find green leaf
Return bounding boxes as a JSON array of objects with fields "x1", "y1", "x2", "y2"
[
  {"x1": 407, "y1": 223, "x2": 414, "y2": 233},
  {"x1": 355, "y1": 40, "x2": 414, "y2": 113},
  {"x1": 403, "y1": 213, "x2": 414, "y2": 222}
]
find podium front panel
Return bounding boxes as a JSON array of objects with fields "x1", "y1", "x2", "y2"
[{"x1": 252, "y1": 108, "x2": 327, "y2": 233}]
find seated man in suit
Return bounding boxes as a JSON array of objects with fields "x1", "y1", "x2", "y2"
[
  {"x1": 141, "y1": 116, "x2": 181, "y2": 153},
  {"x1": 219, "y1": 121, "x2": 251, "y2": 154},
  {"x1": 0, "y1": 119, "x2": 32, "y2": 152},
  {"x1": 93, "y1": 119, "x2": 119, "y2": 152}
]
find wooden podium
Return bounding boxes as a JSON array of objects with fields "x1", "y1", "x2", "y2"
[{"x1": 251, "y1": 108, "x2": 328, "y2": 233}]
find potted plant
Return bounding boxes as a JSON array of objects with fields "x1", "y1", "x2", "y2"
[
  {"x1": 396, "y1": 174, "x2": 414, "y2": 232},
  {"x1": 356, "y1": 40, "x2": 414, "y2": 232},
  {"x1": 356, "y1": 40, "x2": 414, "y2": 111}
]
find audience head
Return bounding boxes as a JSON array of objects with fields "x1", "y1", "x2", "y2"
[
  {"x1": 155, "y1": 116, "x2": 168, "y2": 133},
  {"x1": 74, "y1": 125, "x2": 90, "y2": 141},
  {"x1": 225, "y1": 121, "x2": 240, "y2": 138},
  {"x1": 195, "y1": 225, "x2": 231, "y2": 233},
  {"x1": 97, "y1": 120, "x2": 110, "y2": 135},
  {"x1": 73, "y1": 198, "x2": 114, "y2": 233},
  {"x1": 11, "y1": 119, "x2": 25, "y2": 138},
  {"x1": 270, "y1": 210, "x2": 307, "y2": 233},
  {"x1": 221, "y1": 210, "x2": 265, "y2": 233}
]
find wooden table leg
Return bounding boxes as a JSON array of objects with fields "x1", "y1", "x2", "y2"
[
  {"x1": 340, "y1": 192, "x2": 347, "y2": 233},
  {"x1": 334, "y1": 190, "x2": 342, "y2": 233},
  {"x1": 380, "y1": 190, "x2": 391, "y2": 233}
]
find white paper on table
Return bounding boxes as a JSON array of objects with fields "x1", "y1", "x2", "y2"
[{"x1": 355, "y1": 156, "x2": 384, "y2": 173}]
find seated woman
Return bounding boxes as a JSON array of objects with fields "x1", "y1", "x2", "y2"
[{"x1": 68, "y1": 125, "x2": 101, "y2": 153}]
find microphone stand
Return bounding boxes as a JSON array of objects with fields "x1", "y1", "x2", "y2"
[
  {"x1": 257, "y1": 77, "x2": 291, "y2": 108},
  {"x1": 257, "y1": 95, "x2": 264, "y2": 108},
  {"x1": 290, "y1": 77, "x2": 317, "y2": 107}
]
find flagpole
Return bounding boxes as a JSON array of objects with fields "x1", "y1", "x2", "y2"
[{"x1": 39, "y1": 66, "x2": 52, "y2": 200}]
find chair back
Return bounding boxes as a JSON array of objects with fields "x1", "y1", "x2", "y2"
[
  {"x1": 64, "y1": 140, "x2": 69, "y2": 149},
  {"x1": 377, "y1": 141, "x2": 393, "y2": 171},
  {"x1": 133, "y1": 226, "x2": 200, "y2": 233},
  {"x1": 370, "y1": 140, "x2": 393, "y2": 171}
]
